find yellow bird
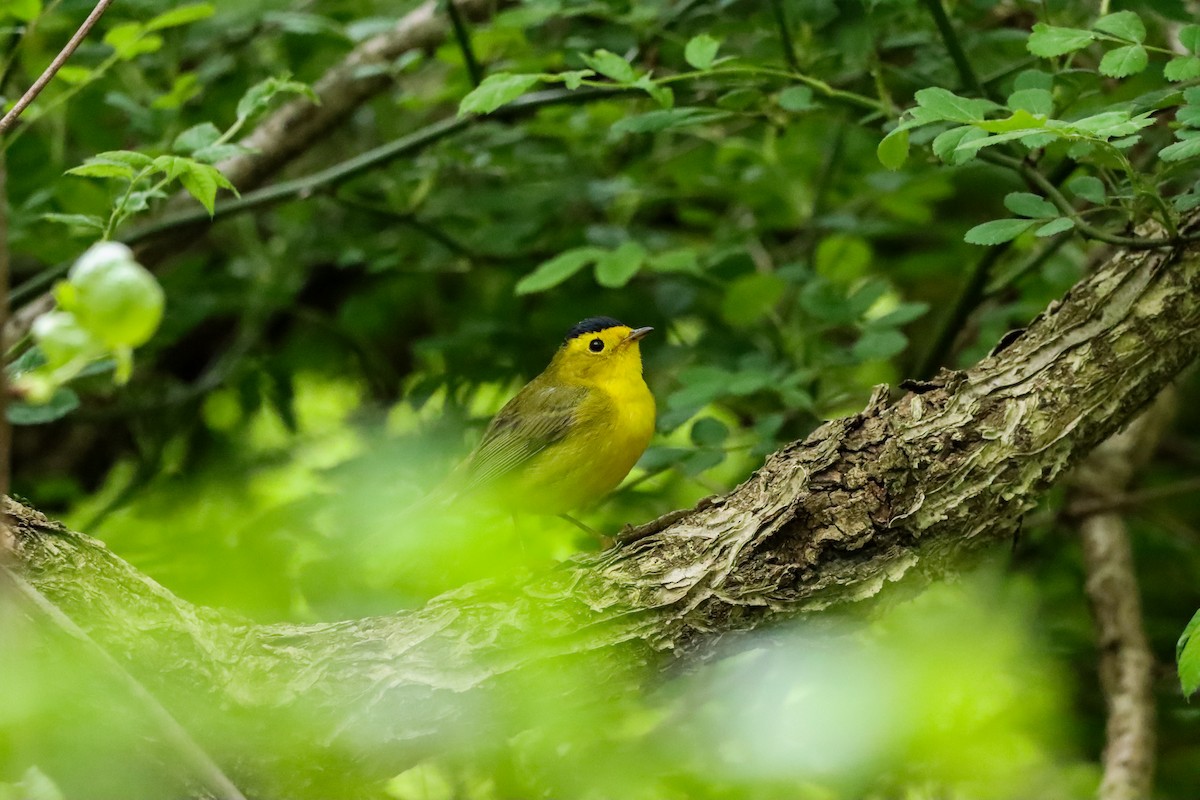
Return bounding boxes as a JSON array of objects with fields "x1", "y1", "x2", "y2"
[{"x1": 454, "y1": 316, "x2": 656, "y2": 517}]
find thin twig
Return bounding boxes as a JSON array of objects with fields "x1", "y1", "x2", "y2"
[
  {"x1": 444, "y1": 0, "x2": 483, "y2": 87},
  {"x1": 767, "y1": 0, "x2": 801, "y2": 73},
  {"x1": 0, "y1": 561, "x2": 249, "y2": 800},
  {"x1": 0, "y1": 0, "x2": 116, "y2": 135},
  {"x1": 919, "y1": 0, "x2": 985, "y2": 97},
  {"x1": 981, "y1": 151, "x2": 1200, "y2": 249}
]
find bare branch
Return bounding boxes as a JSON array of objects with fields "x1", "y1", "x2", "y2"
[
  {"x1": 0, "y1": 0, "x2": 115, "y2": 135},
  {"x1": 1071, "y1": 395, "x2": 1172, "y2": 800}
]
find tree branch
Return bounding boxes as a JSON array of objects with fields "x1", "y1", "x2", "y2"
[
  {"x1": 10, "y1": 208, "x2": 1200, "y2": 788},
  {"x1": 1070, "y1": 395, "x2": 1170, "y2": 800},
  {"x1": 0, "y1": 0, "x2": 115, "y2": 135}
]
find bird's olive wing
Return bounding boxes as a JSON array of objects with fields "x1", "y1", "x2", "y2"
[{"x1": 461, "y1": 382, "x2": 590, "y2": 491}]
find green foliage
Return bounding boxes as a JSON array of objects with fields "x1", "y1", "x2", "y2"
[
  {"x1": 1180, "y1": 609, "x2": 1200, "y2": 697},
  {"x1": 5, "y1": 0, "x2": 1200, "y2": 797}
]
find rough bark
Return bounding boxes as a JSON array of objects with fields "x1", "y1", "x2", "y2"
[{"x1": 10, "y1": 224, "x2": 1200, "y2": 785}]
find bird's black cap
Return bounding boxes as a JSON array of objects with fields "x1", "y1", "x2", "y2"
[{"x1": 565, "y1": 316, "x2": 624, "y2": 341}]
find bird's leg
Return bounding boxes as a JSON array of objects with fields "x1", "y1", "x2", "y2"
[{"x1": 558, "y1": 513, "x2": 612, "y2": 548}]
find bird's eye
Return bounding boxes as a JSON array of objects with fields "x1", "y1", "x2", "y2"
[{"x1": 588, "y1": 338, "x2": 605, "y2": 352}]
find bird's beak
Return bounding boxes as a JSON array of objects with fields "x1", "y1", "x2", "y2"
[{"x1": 624, "y1": 326, "x2": 653, "y2": 344}]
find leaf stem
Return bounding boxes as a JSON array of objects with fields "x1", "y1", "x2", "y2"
[
  {"x1": 444, "y1": 0, "x2": 483, "y2": 87},
  {"x1": 767, "y1": 0, "x2": 801, "y2": 74}
]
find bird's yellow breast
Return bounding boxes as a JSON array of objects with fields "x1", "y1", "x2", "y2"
[{"x1": 510, "y1": 370, "x2": 655, "y2": 514}]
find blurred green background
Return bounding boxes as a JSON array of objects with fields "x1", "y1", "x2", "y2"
[{"x1": 4, "y1": 0, "x2": 1200, "y2": 797}]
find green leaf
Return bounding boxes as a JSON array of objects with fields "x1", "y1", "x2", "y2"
[
  {"x1": 1165, "y1": 56, "x2": 1200, "y2": 82},
  {"x1": 1004, "y1": 192, "x2": 1057, "y2": 218},
  {"x1": 647, "y1": 249, "x2": 700, "y2": 274},
  {"x1": 66, "y1": 162, "x2": 134, "y2": 180},
  {"x1": 0, "y1": 0, "x2": 41, "y2": 23},
  {"x1": 593, "y1": 241, "x2": 647, "y2": 288},
  {"x1": 634, "y1": 75, "x2": 673, "y2": 108},
  {"x1": 1178, "y1": 609, "x2": 1200, "y2": 697},
  {"x1": 913, "y1": 87, "x2": 999, "y2": 122},
  {"x1": 1181, "y1": 25, "x2": 1200, "y2": 55},
  {"x1": 852, "y1": 328, "x2": 908, "y2": 361},
  {"x1": 1099, "y1": 44, "x2": 1148, "y2": 78},
  {"x1": 964, "y1": 218, "x2": 1034, "y2": 245},
  {"x1": 580, "y1": 49, "x2": 637, "y2": 83},
  {"x1": 931, "y1": 126, "x2": 986, "y2": 164},
  {"x1": 1006, "y1": 88, "x2": 1053, "y2": 117},
  {"x1": 41, "y1": 213, "x2": 106, "y2": 231},
  {"x1": 876, "y1": 127, "x2": 909, "y2": 170},
  {"x1": 178, "y1": 163, "x2": 235, "y2": 215},
  {"x1": 54, "y1": 65, "x2": 92, "y2": 85},
  {"x1": 103, "y1": 23, "x2": 162, "y2": 59},
  {"x1": 690, "y1": 417, "x2": 728, "y2": 447},
  {"x1": 1159, "y1": 136, "x2": 1200, "y2": 162},
  {"x1": 94, "y1": 150, "x2": 155, "y2": 169},
  {"x1": 1093, "y1": 11, "x2": 1145, "y2": 42},
  {"x1": 721, "y1": 273, "x2": 785, "y2": 327},
  {"x1": 550, "y1": 69, "x2": 594, "y2": 90},
  {"x1": 1177, "y1": 106, "x2": 1200, "y2": 128},
  {"x1": 173, "y1": 122, "x2": 222, "y2": 153},
  {"x1": 1027, "y1": 24, "x2": 1095, "y2": 57},
  {"x1": 870, "y1": 302, "x2": 929, "y2": 327},
  {"x1": 457, "y1": 72, "x2": 541, "y2": 116},
  {"x1": 610, "y1": 108, "x2": 730, "y2": 135},
  {"x1": 514, "y1": 247, "x2": 605, "y2": 295},
  {"x1": 778, "y1": 86, "x2": 815, "y2": 112},
  {"x1": 8, "y1": 387, "x2": 80, "y2": 425},
  {"x1": 235, "y1": 76, "x2": 317, "y2": 123},
  {"x1": 146, "y1": 3, "x2": 215, "y2": 31},
  {"x1": 1067, "y1": 175, "x2": 1106, "y2": 204},
  {"x1": 1013, "y1": 69, "x2": 1054, "y2": 91},
  {"x1": 1035, "y1": 217, "x2": 1074, "y2": 237},
  {"x1": 684, "y1": 34, "x2": 720, "y2": 70}
]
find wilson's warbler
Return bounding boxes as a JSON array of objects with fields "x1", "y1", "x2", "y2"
[{"x1": 453, "y1": 316, "x2": 655, "y2": 515}]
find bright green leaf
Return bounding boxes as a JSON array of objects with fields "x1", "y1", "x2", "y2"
[
  {"x1": 1027, "y1": 24, "x2": 1095, "y2": 58},
  {"x1": 1178, "y1": 609, "x2": 1200, "y2": 697},
  {"x1": 593, "y1": 241, "x2": 647, "y2": 288},
  {"x1": 1099, "y1": 45, "x2": 1148, "y2": 78},
  {"x1": 1013, "y1": 69, "x2": 1054, "y2": 91},
  {"x1": 458, "y1": 72, "x2": 541, "y2": 116},
  {"x1": 852, "y1": 328, "x2": 908, "y2": 361},
  {"x1": 1165, "y1": 56, "x2": 1200, "y2": 82},
  {"x1": 932, "y1": 126, "x2": 986, "y2": 164},
  {"x1": 684, "y1": 34, "x2": 720, "y2": 70},
  {"x1": 173, "y1": 122, "x2": 222, "y2": 153},
  {"x1": 236, "y1": 76, "x2": 317, "y2": 122},
  {"x1": 1093, "y1": 11, "x2": 1145, "y2": 43},
  {"x1": 0, "y1": 0, "x2": 41, "y2": 22},
  {"x1": 1004, "y1": 192, "x2": 1057, "y2": 219},
  {"x1": 514, "y1": 247, "x2": 605, "y2": 294},
  {"x1": 913, "y1": 87, "x2": 999, "y2": 122},
  {"x1": 1159, "y1": 136, "x2": 1200, "y2": 162},
  {"x1": 66, "y1": 162, "x2": 134, "y2": 180},
  {"x1": 1006, "y1": 88, "x2": 1053, "y2": 117},
  {"x1": 146, "y1": 3, "x2": 215, "y2": 31},
  {"x1": 178, "y1": 163, "x2": 234, "y2": 215},
  {"x1": 41, "y1": 213, "x2": 106, "y2": 231},
  {"x1": 721, "y1": 273, "x2": 785, "y2": 327},
  {"x1": 580, "y1": 49, "x2": 637, "y2": 83},
  {"x1": 876, "y1": 127, "x2": 909, "y2": 170},
  {"x1": 1035, "y1": 217, "x2": 1074, "y2": 237},
  {"x1": 1181, "y1": 25, "x2": 1200, "y2": 55},
  {"x1": 964, "y1": 218, "x2": 1034, "y2": 245}
]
